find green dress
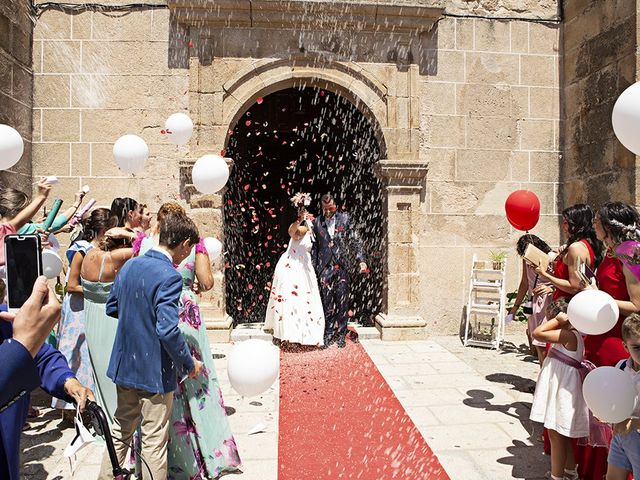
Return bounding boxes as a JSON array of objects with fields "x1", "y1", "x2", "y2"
[
  {"x1": 138, "y1": 240, "x2": 241, "y2": 479},
  {"x1": 83, "y1": 256, "x2": 118, "y2": 425}
]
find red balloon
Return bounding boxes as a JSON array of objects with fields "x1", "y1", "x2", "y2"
[{"x1": 505, "y1": 190, "x2": 540, "y2": 231}]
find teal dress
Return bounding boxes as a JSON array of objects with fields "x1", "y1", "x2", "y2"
[
  {"x1": 138, "y1": 239, "x2": 241, "y2": 479},
  {"x1": 52, "y1": 242, "x2": 95, "y2": 410},
  {"x1": 83, "y1": 256, "x2": 118, "y2": 425}
]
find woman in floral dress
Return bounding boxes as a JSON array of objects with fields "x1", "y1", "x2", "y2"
[{"x1": 135, "y1": 202, "x2": 241, "y2": 479}]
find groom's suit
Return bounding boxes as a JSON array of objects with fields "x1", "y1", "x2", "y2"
[{"x1": 312, "y1": 212, "x2": 366, "y2": 343}]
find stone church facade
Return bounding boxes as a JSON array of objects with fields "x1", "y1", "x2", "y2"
[{"x1": 0, "y1": 0, "x2": 636, "y2": 338}]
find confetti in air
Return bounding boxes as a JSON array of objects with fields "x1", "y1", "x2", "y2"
[{"x1": 223, "y1": 87, "x2": 384, "y2": 325}]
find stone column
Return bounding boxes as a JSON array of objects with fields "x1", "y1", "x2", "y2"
[{"x1": 374, "y1": 160, "x2": 428, "y2": 340}]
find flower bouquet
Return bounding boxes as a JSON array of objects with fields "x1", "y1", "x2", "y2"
[
  {"x1": 290, "y1": 192, "x2": 314, "y2": 234},
  {"x1": 290, "y1": 192, "x2": 311, "y2": 210}
]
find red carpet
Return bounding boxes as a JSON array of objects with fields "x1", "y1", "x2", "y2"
[{"x1": 278, "y1": 336, "x2": 450, "y2": 479}]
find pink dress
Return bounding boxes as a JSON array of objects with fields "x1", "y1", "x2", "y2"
[
  {"x1": 0, "y1": 224, "x2": 17, "y2": 267},
  {"x1": 525, "y1": 258, "x2": 554, "y2": 347}
]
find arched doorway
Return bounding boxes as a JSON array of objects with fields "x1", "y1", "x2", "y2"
[{"x1": 223, "y1": 86, "x2": 385, "y2": 325}]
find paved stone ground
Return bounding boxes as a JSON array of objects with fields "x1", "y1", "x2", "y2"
[{"x1": 21, "y1": 325, "x2": 548, "y2": 479}]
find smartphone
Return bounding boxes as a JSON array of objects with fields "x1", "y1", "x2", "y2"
[
  {"x1": 581, "y1": 262, "x2": 596, "y2": 281},
  {"x1": 4, "y1": 235, "x2": 42, "y2": 310},
  {"x1": 576, "y1": 256, "x2": 596, "y2": 285}
]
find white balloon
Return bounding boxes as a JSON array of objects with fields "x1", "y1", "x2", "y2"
[
  {"x1": 41, "y1": 249, "x2": 63, "y2": 279},
  {"x1": 227, "y1": 339, "x2": 279, "y2": 397},
  {"x1": 567, "y1": 289, "x2": 619, "y2": 335},
  {"x1": 192, "y1": 155, "x2": 229, "y2": 194},
  {"x1": 203, "y1": 237, "x2": 223, "y2": 261},
  {"x1": 47, "y1": 234, "x2": 60, "y2": 252},
  {"x1": 0, "y1": 124, "x2": 24, "y2": 170},
  {"x1": 113, "y1": 134, "x2": 149, "y2": 174},
  {"x1": 613, "y1": 82, "x2": 640, "y2": 155},
  {"x1": 165, "y1": 113, "x2": 194, "y2": 146},
  {"x1": 583, "y1": 366, "x2": 637, "y2": 424}
]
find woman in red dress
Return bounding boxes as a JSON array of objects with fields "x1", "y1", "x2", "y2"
[
  {"x1": 537, "y1": 204, "x2": 601, "y2": 301},
  {"x1": 535, "y1": 204, "x2": 602, "y2": 479},
  {"x1": 573, "y1": 202, "x2": 640, "y2": 480}
]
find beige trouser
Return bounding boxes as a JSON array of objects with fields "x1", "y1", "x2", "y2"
[{"x1": 98, "y1": 385, "x2": 173, "y2": 480}]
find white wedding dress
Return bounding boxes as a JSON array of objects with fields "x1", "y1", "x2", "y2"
[{"x1": 264, "y1": 230, "x2": 325, "y2": 346}]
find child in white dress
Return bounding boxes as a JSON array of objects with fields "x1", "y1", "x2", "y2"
[{"x1": 530, "y1": 299, "x2": 589, "y2": 480}]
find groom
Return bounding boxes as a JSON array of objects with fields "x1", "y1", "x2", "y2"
[{"x1": 312, "y1": 194, "x2": 368, "y2": 348}]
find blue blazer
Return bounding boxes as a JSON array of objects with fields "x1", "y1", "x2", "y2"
[
  {"x1": 312, "y1": 212, "x2": 366, "y2": 275},
  {"x1": 106, "y1": 249, "x2": 194, "y2": 394},
  {"x1": 0, "y1": 315, "x2": 75, "y2": 480}
]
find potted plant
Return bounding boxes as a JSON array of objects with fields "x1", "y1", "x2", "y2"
[{"x1": 489, "y1": 250, "x2": 507, "y2": 270}]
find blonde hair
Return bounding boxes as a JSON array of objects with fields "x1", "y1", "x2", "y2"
[
  {"x1": 157, "y1": 202, "x2": 185, "y2": 225},
  {"x1": 622, "y1": 313, "x2": 640, "y2": 343},
  {"x1": 0, "y1": 188, "x2": 29, "y2": 220}
]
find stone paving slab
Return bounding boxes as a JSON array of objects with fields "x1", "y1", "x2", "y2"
[
  {"x1": 21, "y1": 328, "x2": 547, "y2": 479},
  {"x1": 361, "y1": 330, "x2": 547, "y2": 480},
  {"x1": 21, "y1": 342, "x2": 279, "y2": 480}
]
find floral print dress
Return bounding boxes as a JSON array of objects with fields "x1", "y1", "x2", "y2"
[
  {"x1": 52, "y1": 241, "x2": 95, "y2": 410},
  {"x1": 138, "y1": 239, "x2": 241, "y2": 479}
]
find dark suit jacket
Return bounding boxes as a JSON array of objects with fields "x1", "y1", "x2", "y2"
[
  {"x1": 106, "y1": 249, "x2": 194, "y2": 394},
  {"x1": 0, "y1": 313, "x2": 75, "y2": 480},
  {"x1": 312, "y1": 212, "x2": 365, "y2": 275}
]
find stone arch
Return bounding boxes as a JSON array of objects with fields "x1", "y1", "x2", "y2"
[{"x1": 221, "y1": 56, "x2": 389, "y2": 158}]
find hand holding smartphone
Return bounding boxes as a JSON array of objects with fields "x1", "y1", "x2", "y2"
[
  {"x1": 0, "y1": 276, "x2": 61, "y2": 357},
  {"x1": 4, "y1": 235, "x2": 43, "y2": 311}
]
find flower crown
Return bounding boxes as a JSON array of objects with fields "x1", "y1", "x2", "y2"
[
  {"x1": 609, "y1": 219, "x2": 640, "y2": 242},
  {"x1": 290, "y1": 192, "x2": 311, "y2": 209}
]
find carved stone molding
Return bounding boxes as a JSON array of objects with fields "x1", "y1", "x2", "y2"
[
  {"x1": 168, "y1": 0, "x2": 445, "y2": 33},
  {"x1": 374, "y1": 159, "x2": 428, "y2": 190}
]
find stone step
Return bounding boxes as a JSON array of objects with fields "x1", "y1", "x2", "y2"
[
  {"x1": 228, "y1": 322, "x2": 381, "y2": 342},
  {"x1": 230, "y1": 323, "x2": 273, "y2": 342},
  {"x1": 354, "y1": 326, "x2": 381, "y2": 340}
]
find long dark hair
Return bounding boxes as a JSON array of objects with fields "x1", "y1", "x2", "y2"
[
  {"x1": 598, "y1": 201, "x2": 640, "y2": 245},
  {"x1": 516, "y1": 234, "x2": 551, "y2": 256},
  {"x1": 110, "y1": 197, "x2": 139, "y2": 227},
  {"x1": 82, "y1": 208, "x2": 115, "y2": 243},
  {"x1": 562, "y1": 204, "x2": 603, "y2": 265}
]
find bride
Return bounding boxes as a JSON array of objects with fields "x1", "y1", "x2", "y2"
[{"x1": 264, "y1": 193, "x2": 325, "y2": 347}]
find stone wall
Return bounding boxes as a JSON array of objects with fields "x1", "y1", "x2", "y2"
[
  {"x1": 418, "y1": 16, "x2": 562, "y2": 331},
  {"x1": 32, "y1": 7, "x2": 189, "y2": 212},
  {"x1": 0, "y1": 0, "x2": 33, "y2": 192},
  {"x1": 562, "y1": 0, "x2": 638, "y2": 207},
  {"x1": 32, "y1": 6, "x2": 227, "y2": 321},
  {"x1": 446, "y1": 0, "x2": 559, "y2": 19},
  {"x1": 32, "y1": 3, "x2": 565, "y2": 335}
]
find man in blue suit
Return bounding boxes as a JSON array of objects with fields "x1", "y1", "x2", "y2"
[
  {"x1": 99, "y1": 212, "x2": 202, "y2": 480},
  {"x1": 312, "y1": 194, "x2": 368, "y2": 348},
  {"x1": 0, "y1": 276, "x2": 94, "y2": 479}
]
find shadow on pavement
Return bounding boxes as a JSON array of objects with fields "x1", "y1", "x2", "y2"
[
  {"x1": 486, "y1": 372, "x2": 537, "y2": 394},
  {"x1": 461, "y1": 384, "x2": 547, "y2": 479},
  {"x1": 20, "y1": 390, "x2": 67, "y2": 479},
  {"x1": 499, "y1": 340, "x2": 539, "y2": 364}
]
